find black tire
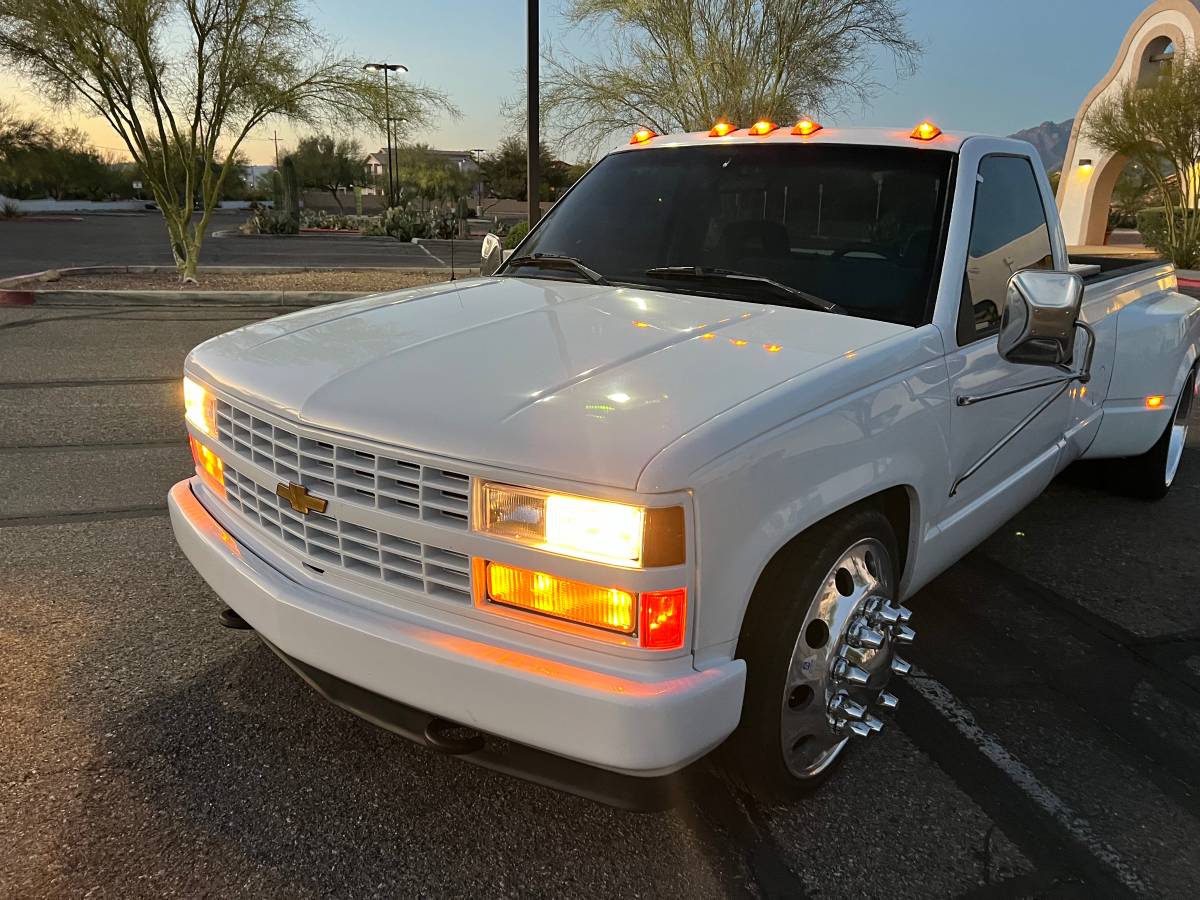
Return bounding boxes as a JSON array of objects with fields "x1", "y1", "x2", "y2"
[
  {"x1": 723, "y1": 506, "x2": 899, "y2": 801},
  {"x1": 1121, "y1": 371, "x2": 1193, "y2": 501}
]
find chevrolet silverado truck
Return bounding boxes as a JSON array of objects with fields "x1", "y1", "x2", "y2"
[{"x1": 170, "y1": 120, "x2": 1199, "y2": 809}]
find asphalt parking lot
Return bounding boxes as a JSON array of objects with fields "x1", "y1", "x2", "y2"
[
  {"x1": 0, "y1": 212, "x2": 481, "y2": 278},
  {"x1": 2, "y1": 293, "x2": 1199, "y2": 898}
]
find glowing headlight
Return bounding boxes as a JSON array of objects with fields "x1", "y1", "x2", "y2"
[
  {"x1": 478, "y1": 482, "x2": 685, "y2": 567},
  {"x1": 183, "y1": 376, "x2": 217, "y2": 437}
]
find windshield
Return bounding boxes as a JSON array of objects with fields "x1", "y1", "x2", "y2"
[{"x1": 509, "y1": 144, "x2": 954, "y2": 326}]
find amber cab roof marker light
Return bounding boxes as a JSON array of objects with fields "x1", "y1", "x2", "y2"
[
  {"x1": 629, "y1": 127, "x2": 657, "y2": 145},
  {"x1": 911, "y1": 121, "x2": 942, "y2": 141},
  {"x1": 709, "y1": 120, "x2": 738, "y2": 137},
  {"x1": 747, "y1": 119, "x2": 778, "y2": 136},
  {"x1": 792, "y1": 118, "x2": 823, "y2": 136}
]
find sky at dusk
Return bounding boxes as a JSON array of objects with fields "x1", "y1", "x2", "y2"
[{"x1": 0, "y1": 0, "x2": 1161, "y2": 164}]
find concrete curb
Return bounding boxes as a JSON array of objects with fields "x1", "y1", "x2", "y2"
[{"x1": 211, "y1": 229, "x2": 397, "y2": 241}]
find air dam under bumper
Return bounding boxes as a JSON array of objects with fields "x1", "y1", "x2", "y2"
[{"x1": 168, "y1": 479, "x2": 745, "y2": 807}]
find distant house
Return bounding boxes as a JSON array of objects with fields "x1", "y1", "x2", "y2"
[{"x1": 363, "y1": 148, "x2": 481, "y2": 195}]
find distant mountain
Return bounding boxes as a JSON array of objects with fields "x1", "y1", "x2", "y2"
[{"x1": 1009, "y1": 119, "x2": 1075, "y2": 173}]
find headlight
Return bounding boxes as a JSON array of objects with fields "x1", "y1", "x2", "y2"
[
  {"x1": 183, "y1": 376, "x2": 217, "y2": 437},
  {"x1": 478, "y1": 482, "x2": 685, "y2": 567}
]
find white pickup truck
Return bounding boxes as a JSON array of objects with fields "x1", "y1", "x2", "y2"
[{"x1": 170, "y1": 121, "x2": 1199, "y2": 808}]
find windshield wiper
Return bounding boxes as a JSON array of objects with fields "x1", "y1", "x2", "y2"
[
  {"x1": 643, "y1": 266, "x2": 845, "y2": 315},
  {"x1": 506, "y1": 253, "x2": 610, "y2": 285}
]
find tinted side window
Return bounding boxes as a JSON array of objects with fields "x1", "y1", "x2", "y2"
[{"x1": 958, "y1": 156, "x2": 1054, "y2": 344}]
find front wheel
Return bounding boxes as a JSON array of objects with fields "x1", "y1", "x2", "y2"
[
  {"x1": 1122, "y1": 371, "x2": 1194, "y2": 501},
  {"x1": 725, "y1": 508, "x2": 914, "y2": 800}
]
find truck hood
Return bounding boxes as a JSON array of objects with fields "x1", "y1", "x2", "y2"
[{"x1": 187, "y1": 277, "x2": 909, "y2": 490}]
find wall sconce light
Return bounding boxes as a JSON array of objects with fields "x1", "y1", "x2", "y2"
[{"x1": 1079, "y1": 158, "x2": 1094, "y2": 172}]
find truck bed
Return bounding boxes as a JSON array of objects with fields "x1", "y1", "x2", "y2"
[{"x1": 1068, "y1": 253, "x2": 1168, "y2": 285}]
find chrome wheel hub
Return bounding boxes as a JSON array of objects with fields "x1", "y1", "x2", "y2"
[{"x1": 780, "y1": 538, "x2": 915, "y2": 778}]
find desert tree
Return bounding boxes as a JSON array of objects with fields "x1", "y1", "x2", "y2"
[
  {"x1": 1085, "y1": 45, "x2": 1200, "y2": 267},
  {"x1": 291, "y1": 134, "x2": 365, "y2": 211},
  {"x1": 537, "y1": 0, "x2": 920, "y2": 155},
  {"x1": 0, "y1": 0, "x2": 451, "y2": 280}
]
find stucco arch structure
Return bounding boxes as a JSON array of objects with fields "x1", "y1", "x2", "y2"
[{"x1": 1057, "y1": 0, "x2": 1200, "y2": 246}]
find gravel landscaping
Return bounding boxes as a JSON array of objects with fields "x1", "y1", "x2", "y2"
[{"x1": 28, "y1": 270, "x2": 460, "y2": 292}]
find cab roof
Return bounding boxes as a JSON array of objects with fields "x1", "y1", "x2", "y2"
[{"x1": 612, "y1": 125, "x2": 978, "y2": 154}]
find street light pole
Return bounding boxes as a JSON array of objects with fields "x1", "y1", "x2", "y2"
[
  {"x1": 526, "y1": 0, "x2": 540, "y2": 229},
  {"x1": 383, "y1": 66, "x2": 394, "y2": 201},
  {"x1": 363, "y1": 62, "x2": 409, "y2": 205}
]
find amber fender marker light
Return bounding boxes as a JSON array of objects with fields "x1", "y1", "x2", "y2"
[
  {"x1": 911, "y1": 121, "x2": 942, "y2": 141},
  {"x1": 1146, "y1": 394, "x2": 1166, "y2": 409},
  {"x1": 792, "y1": 118, "x2": 822, "y2": 136},
  {"x1": 709, "y1": 120, "x2": 737, "y2": 137},
  {"x1": 630, "y1": 127, "x2": 657, "y2": 145},
  {"x1": 748, "y1": 119, "x2": 778, "y2": 136}
]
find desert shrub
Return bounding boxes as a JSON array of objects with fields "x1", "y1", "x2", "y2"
[
  {"x1": 1, "y1": 199, "x2": 22, "y2": 218},
  {"x1": 504, "y1": 221, "x2": 529, "y2": 249},
  {"x1": 247, "y1": 206, "x2": 299, "y2": 235},
  {"x1": 1136, "y1": 207, "x2": 1200, "y2": 269}
]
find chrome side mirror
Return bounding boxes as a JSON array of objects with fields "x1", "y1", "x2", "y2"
[
  {"x1": 480, "y1": 233, "x2": 503, "y2": 276},
  {"x1": 998, "y1": 270, "x2": 1084, "y2": 368}
]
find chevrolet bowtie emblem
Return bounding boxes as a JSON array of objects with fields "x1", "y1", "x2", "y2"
[{"x1": 276, "y1": 482, "x2": 328, "y2": 515}]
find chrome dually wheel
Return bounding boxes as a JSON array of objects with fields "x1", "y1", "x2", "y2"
[
  {"x1": 779, "y1": 538, "x2": 912, "y2": 778},
  {"x1": 1164, "y1": 391, "x2": 1190, "y2": 489}
]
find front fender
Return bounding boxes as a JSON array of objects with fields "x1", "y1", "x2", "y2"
[{"x1": 640, "y1": 327, "x2": 951, "y2": 655}]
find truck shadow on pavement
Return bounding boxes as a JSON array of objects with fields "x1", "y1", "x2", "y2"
[{"x1": 77, "y1": 640, "x2": 741, "y2": 899}]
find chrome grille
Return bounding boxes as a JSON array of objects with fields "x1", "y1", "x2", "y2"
[
  {"x1": 211, "y1": 397, "x2": 473, "y2": 603},
  {"x1": 214, "y1": 398, "x2": 470, "y2": 529}
]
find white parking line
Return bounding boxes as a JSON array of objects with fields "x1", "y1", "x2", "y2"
[
  {"x1": 415, "y1": 242, "x2": 446, "y2": 266},
  {"x1": 909, "y1": 667, "x2": 1149, "y2": 896}
]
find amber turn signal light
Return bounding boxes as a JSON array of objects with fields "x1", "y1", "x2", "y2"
[
  {"x1": 485, "y1": 562, "x2": 636, "y2": 634},
  {"x1": 482, "y1": 561, "x2": 688, "y2": 649},
  {"x1": 189, "y1": 435, "x2": 224, "y2": 490}
]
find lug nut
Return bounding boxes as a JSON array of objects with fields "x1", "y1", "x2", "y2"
[
  {"x1": 848, "y1": 721, "x2": 874, "y2": 738},
  {"x1": 864, "y1": 714, "x2": 884, "y2": 733},
  {"x1": 871, "y1": 604, "x2": 903, "y2": 625},
  {"x1": 840, "y1": 644, "x2": 870, "y2": 665},
  {"x1": 833, "y1": 659, "x2": 871, "y2": 685},
  {"x1": 894, "y1": 624, "x2": 916, "y2": 644},
  {"x1": 876, "y1": 691, "x2": 899, "y2": 711},
  {"x1": 830, "y1": 691, "x2": 868, "y2": 721},
  {"x1": 851, "y1": 623, "x2": 886, "y2": 650},
  {"x1": 895, "y1": 605, "x2": 913, "y2": 624},
  {"x1": 891, "y1": 656, "x2": 912, "y2": 676}
]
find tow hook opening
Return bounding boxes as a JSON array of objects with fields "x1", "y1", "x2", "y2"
[
  {"x1": 423, "y1": 718, "x2": 486, "y2": 755},
  {"x1": 219, "y1": 607, "x2": 253, "y2": 630}
]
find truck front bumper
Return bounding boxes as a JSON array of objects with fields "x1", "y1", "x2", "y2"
[{"x1": 168, "y1": 479, "x2": 745, "y2": 809}]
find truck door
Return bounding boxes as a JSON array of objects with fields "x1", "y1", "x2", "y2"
[{"x1": 941, "y1": 154, "x2": 1072, "y2": 529}]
